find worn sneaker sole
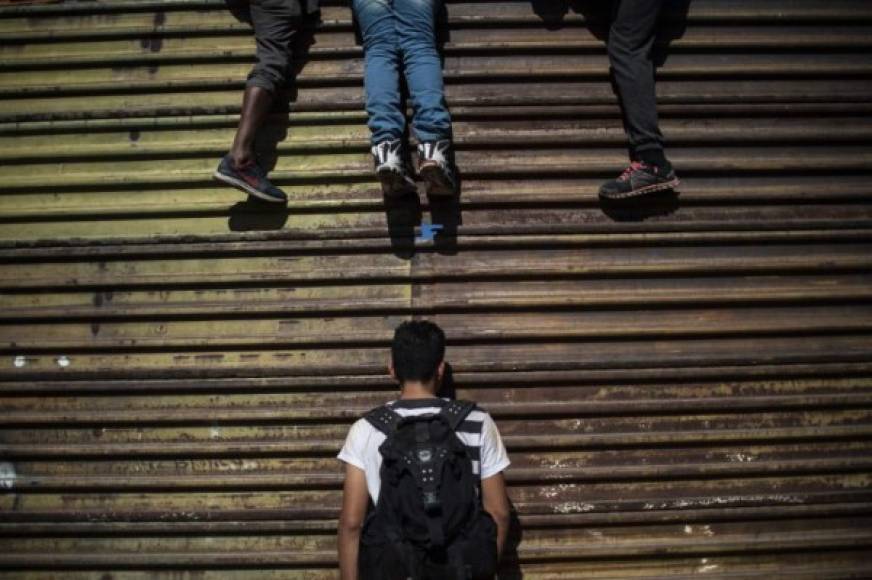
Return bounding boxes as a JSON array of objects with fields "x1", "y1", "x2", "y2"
[
  {"x1": 599, "y1": 177, "x2": 680, "y2": 200},
  {"x1": 213, "y1": 170, "x2": 287, "y2": 203},
  {"x1": 419, "y1": 162, "x2": 456, "y2": 196},
  {"x1": 377, "y1": 167, "x2": 416, "y2": 197}
]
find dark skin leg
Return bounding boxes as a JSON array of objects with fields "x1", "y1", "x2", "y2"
[{"x1": 229, "y1": 85, "x2": 273, "y2": 168}]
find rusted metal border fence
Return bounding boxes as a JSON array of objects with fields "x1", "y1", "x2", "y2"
[{"x1": 1, "y1": 0, "x2": 872, "y2": 577}]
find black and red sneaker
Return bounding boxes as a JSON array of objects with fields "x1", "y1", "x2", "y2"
[
  {"x1": 213, "y1": 154, "x2": 287, "y2": 203},
  {"x1": 599, "y1": 161, "x2": 679, "y2": 199}
]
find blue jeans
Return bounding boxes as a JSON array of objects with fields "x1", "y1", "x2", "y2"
[{"x1": 352, "y1": 0, "x2": 452, "y2": 145}]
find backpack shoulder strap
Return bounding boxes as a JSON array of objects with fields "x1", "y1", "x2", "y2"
[
  {"x1": 363, "y1": 405, "x2": 403, "y2": 436},
  {"x1": 439, "y1": 399, "x2": 477, "y2": 431}
]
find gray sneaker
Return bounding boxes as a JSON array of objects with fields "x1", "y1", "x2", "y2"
[
  {"x1": 418, "y1": 139, "x2": 458, "y2": 196},
  {"x1": 372, "y1": 139, "x2": 416, "y2": 196},
  {"x1": 213, "y1": 154, "x2": 287, "y2": 203},
  {"x1": 599, "y1": 161, "x2": 680, "y2": 199}
]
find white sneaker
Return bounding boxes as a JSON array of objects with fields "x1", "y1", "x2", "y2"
[
  {"x1": 372, "y1": 139, "x2": 416, "y2": 196},
  {"x1": 417, "y1": 139, "x2": 457, "y2": 196}
]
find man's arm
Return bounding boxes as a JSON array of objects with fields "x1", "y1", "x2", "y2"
[
  {"x1": 481, "y1": 472, "x2": 511, "y2": 559},
  {"x1": 338, "y1": 463, "x2": 369, "y2": 580}
]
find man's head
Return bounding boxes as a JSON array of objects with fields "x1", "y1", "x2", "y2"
[{"x1": 390, "y1": 320, "x2": 446, "y2": 390}]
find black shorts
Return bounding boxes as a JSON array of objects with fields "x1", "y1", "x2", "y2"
[{"x1": 246, "y1": 0, "x2": 319, "y2": 95}]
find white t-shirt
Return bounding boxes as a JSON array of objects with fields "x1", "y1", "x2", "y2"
[{"x1": 337, "y1": 398, "x2": 511, "y2": 504}]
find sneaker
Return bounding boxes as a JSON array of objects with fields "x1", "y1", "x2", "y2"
[
  {"x1": 372, "y1": 139, "x2": 417, "y2": 196},
  {"x1": 213, "y1": 154, "x2": 287, "y2": 203},
  {"x1": 418, "y1": 140, "x2": 458, "y2": 196},
  {"x1": 599, "y1": 161, "x2": 680, "y2": 199}
]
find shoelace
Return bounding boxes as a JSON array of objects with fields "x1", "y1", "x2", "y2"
[{"x1": 618, "y1": 161, "x2": 646, "y2": 182}]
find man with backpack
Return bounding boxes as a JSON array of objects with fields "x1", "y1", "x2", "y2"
[{"x1": 337, "y1": 321, "x2": 512, "y2": 579}]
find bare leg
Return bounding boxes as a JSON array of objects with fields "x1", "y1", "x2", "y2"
[{"x1": 229, "y1": 85, "x2": 273, "y2": 168}]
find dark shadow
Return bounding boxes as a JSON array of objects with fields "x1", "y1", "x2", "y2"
[
  {"x1": 228, "y1": 198, "x2": 290, "y2": 231},
  {"x1": 428, "y1": 190, "x2": 462, "y2": 256},
  {"x1": 599, "y1": 188, "x2": 680, "y2": 221},
  {"x1": 224, "y1": 0, "x2": 252, "y2": 24},
  {"x1": 651, "y1": 0, "x2": 692, "y2": 67},
  {"x1": 497, "y1": 503, "x2": 524, "y2": 579},
  {"x1": 530, "y1": 0, "x2": 611, "y2": 37},
  {"x1": 530, "y1": 0, "x2": 688, "y2": 47},
  {"x1": 252, "y1": 117, "x2": 289, "y2": 174},
  {"x1": 436, "y1": 362, "x2": 456, "y2": 400},
  {"x1": 435, "y1": 0, "x2": 450, "y2": 56},
  {"x1": 384, "y1": 192, "x2": 422, "y2": 260},
  {"x1": 530, "y1": 0, "x2": 571, "y2": 30}
]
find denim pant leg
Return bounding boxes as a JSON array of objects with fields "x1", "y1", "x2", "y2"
[
  {"x1": 394, "y1": 0, "x2": 452, "y2": 143},
  {"x1": 608, "y1": 0, "x2": 665, "y2": 156},
  {"x1": 353, "y1": 0, "x2": 405, "y2": 144}
]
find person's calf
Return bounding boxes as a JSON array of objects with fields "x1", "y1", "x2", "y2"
[{"x1": 230, "y1": 85, "x2": 274, "y2": 168}]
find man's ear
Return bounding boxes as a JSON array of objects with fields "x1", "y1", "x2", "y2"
[
  {"x1": 388, "y1": 361, "x2": 398, "y2": 383},
  {"x1": 436, "y1": 361, "x2": 446, "y2": 383}
]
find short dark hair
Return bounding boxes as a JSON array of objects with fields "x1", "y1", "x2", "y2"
[{"x1": 391, "y1": 320, "x2": 446, "y2": 384}]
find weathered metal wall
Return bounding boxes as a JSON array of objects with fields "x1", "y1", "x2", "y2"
[{"x1": 1, "y1": 0, "x2": 872, "y2": 577}]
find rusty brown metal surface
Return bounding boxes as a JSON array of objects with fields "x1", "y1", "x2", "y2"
[{"x1": 1, "y1": 0, "x2": 872, "y2": 577}]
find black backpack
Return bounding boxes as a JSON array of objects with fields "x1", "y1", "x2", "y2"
[{"x1": 358, "y1": 400, "x2": 498, "y2": 580}]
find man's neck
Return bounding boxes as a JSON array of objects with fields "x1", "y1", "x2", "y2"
[{"x1": 398, "y1": 380, "x2": 438, "y2": 400}]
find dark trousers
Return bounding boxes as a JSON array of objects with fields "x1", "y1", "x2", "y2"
[
  {"x1": 246, "y1": 0, "x2": 317, "y2": 96},
  {"x1": 608, "y1": 0, "x2": 666, "y2": 159}
]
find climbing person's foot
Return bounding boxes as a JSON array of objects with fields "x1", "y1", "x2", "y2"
[
  {"x1": 214, "y1": 154, "x2": 288, "y2": 203},
  {"x1": 599, "y1": 161, "x2": 679, "y2": 200},
  {"x1": 372, "y1": 139, "x2": 417, "y2": 197},
  {"x1": 418, "y1": 140, "x2": 458, "y2": 196}
]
